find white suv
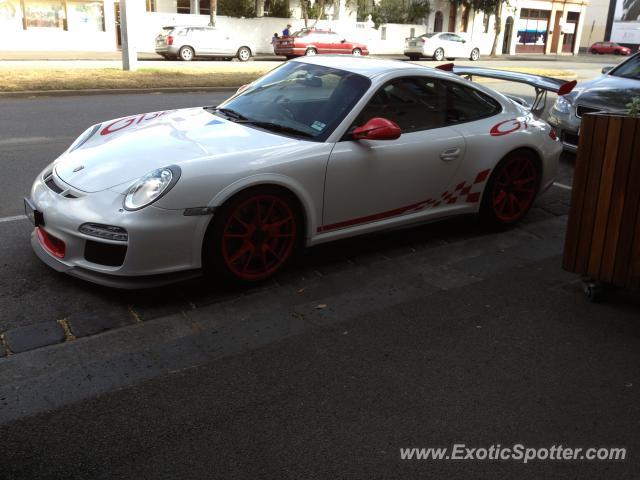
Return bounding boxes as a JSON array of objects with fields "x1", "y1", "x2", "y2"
[{"x1": 155, "y1": 25, "x2": 254, "y2": 62}]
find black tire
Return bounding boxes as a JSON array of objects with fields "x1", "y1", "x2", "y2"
[
  {"x1": 479, "y1": 149, "x2": 541, "y2": 228},
  {"x1": 433, "y1": 48, "x2": 444, "y2": 61},
  {"x1": 305, "y1": 47, "x2": 317, "y2": 56},
  {"x1": 179, "y1": 46, "x2": 194, "y2": 61},
  {"x1": 352, "y1": 48, "x2": 362, "y2": 56},
  {"x1": 202, "y1": 186, "x2": 303, "y2": 284},
  {"x1": 446, "y1": 57, "x2": 455, "y2": 61},
  {"x1": 408, "y1": 55, "x2": 420, "y2": 61},
  {"x1": 285, "y1": 55, "x2": 295, "y2": 60},
  {"x1": 470, "y1": 48, "x2": 480, "y2": 61},
  {"x1": 237, "y1": 46, "x2": 251, "y2": 62}
]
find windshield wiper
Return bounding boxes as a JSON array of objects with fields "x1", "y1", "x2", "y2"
[
  {"x1": 205, "y1": 107, "x2": 248, "y2": 121},
  {"x1": 237, "y1": 120, "x2": 315, "y2": 139}
]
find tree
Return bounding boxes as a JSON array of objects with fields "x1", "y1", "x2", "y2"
[
  {"x1": 299, "y1": 0, "x2": 328, "y2": 28},
  {"x1": 218, "y1": 0, "x2": 256, "y2": 17},
  {"x1": 369, "y1": 0, "x2": 431, "y2": 28},
  {"x1": 466, "y1": 0, "x2": 504, "y2": 57},
  {"x1": 264, "y1": 0, "x2": 291, "y2": 18}
]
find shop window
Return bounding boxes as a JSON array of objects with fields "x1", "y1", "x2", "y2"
[
  {"x1": 517, "y1": 10, "x2": 550, "y2": 46},
  {"x1": 25, "y1": 1, "x2": 64, "y2": 28},
  {"x1": 67, "y1": 1, "x2": 104, "y2": 31}
]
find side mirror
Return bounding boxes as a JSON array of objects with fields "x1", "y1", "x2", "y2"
[
  {"x1": 602, "y1": 66, "x2": 613, "y2": 74},
  {"x1": 353, "y1": 118, "x2": 401, "y2": 141},
  {"x1": 341, "y1": 39, "x2": 346, "y2": 43},
  {"x1": 462, "y1": 39, "x2": 466, "y2": 43}
]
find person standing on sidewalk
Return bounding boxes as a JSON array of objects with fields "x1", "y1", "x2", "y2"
[{"x1": 271, "y1": 32, "x2": 279, "y2": 54}]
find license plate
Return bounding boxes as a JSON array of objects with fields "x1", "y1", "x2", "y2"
[
  {"x1": 24, "y1": 197, "x2": 44, "y2": 227},
  {"x1": 409, "y1": 42, "x2": 416, "y2": 46}
]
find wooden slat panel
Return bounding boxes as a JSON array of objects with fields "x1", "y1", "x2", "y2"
[
  {"x1": 626, "y1": 132, "x2": 640, "y2": 289},
  {"x1": 562, "y1": 112, "x2": 596, "y2": 273},
  {"x1": 587, "y1": 116, "x2": 622, "y2": 278},
  {"x1": 574, "y1": 115, "x2": 609, "y2": 275},
  {"x1": 613, "y1": 120, "x2": 640, "y2": 287},
  {"x1": 602, "y1": 117, "x2": 638, "y2": 283}
]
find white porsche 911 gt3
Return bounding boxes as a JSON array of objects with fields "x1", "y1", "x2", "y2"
[{"x1": 25, "y1": 56, "x2": 574, "y2": 288}]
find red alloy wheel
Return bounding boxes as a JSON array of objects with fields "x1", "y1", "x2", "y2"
[
  {"x1": 491, "y1": 154, "x2": 539, "y2": 223},
  {"x1": 221, "y1": 194, "x2": 297, "y2": 281}
]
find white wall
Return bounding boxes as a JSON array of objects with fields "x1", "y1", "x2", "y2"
[{"x1": 133, "y1": 12, "x2": 426, "y2": 55}]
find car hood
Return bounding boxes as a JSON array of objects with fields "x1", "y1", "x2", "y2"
[
  {"x1": 54, "y1": 107, "x2": 306, "y2": 193},
  {"x1": 571, "y1": 75, "x2": 640, "y2": 110}
]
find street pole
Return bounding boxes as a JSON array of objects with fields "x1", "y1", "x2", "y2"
[{"x1": 120, "y1": 0, "x2": 138, "y2": 71}]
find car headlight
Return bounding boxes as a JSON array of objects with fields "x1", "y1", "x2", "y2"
[
  {"x1": 553, "y1": 96, "x2": 572, "y2": 114},
  {"x1": 124, "y1": 165, "x2": 181, "y2": 211}
]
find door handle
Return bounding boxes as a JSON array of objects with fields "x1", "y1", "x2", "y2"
[{"x1": 440, "y1": 147, "x2": 460, "y2": 162}]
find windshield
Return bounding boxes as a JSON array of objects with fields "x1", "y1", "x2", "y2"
[
  {"x1": 610, "y1": 54, "x2": 640, "y2": 80},
  {"x1": 215, "y1": 62, "x2": 371, "y2": 141},
  {"x1": 421, "y1": 33, "x2": 437, "y2": 39}
]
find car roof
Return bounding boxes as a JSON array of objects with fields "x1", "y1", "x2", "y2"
[{"x1": 290, "y1": 55, "x2": 429, "y2": 78}]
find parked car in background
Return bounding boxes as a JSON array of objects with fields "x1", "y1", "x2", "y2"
[
  {"x1": 274, "y1": 29, "x2": 368, "y2": 58},
  {"x1": 404, "y1": 32, "x2": 480, "y2": 61},
  {"x1": 548, "y1": 52, "x2": 640, "y2": 152},
  {"x1": 588, "y1": 41, "x2": 631, "y2": 55},
  {"x1": 155, "y1": 25, "x2": 254, "y2": 61}
]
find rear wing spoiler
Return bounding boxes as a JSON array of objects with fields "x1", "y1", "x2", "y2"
[{"x1": 436, "y1": 64, "x2": 577, "y2": 115}]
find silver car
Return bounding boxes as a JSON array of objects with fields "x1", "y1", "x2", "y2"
[
  {"x1": 548, "y1": 52, "x2": 640, "y2": 152},
  {"x1": 155, "y1": 25, "x2": 254, "y2": 62}
]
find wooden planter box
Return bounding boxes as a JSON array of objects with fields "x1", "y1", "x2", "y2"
[{"x1": 562, "y1": 112, "x2": 640, "y2": 291}]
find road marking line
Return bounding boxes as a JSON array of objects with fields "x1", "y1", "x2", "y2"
[
  {"x1": 0, "y1": 214, "x2": 27, "y2": 223},
  {"x1": 553, "y1": 182, "x2": 573, "y2": 191},
  {"x1": 0, "y1": 136, "x2": 73, "y2": 147}
]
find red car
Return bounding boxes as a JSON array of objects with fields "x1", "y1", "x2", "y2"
[
  {"x1": 589, "y1": 42, "x2": 631, "y2": 55},
  {"x1": 274, "y1": 29, "x2": 369, "y2": 59}
]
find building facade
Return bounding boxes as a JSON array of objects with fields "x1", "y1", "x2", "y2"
[{"x1": 0, "y1": 0, "x2": 589, "y2": 55}]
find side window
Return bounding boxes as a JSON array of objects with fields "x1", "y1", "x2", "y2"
[
  {"x1": 354, "y1": 77, "x2": 448, "y2": 133},
  {"x1": 353, "y1": 77, "x2": 501, "y2": 133},
  {"x1": 443, "y1": 81, "x2": 501, "y2": 124}
]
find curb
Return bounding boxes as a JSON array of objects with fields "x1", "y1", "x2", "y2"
[{"x1": 0, "y1": 86, "x2": 239, "y2": 98}]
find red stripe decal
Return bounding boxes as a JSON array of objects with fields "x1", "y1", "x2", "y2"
[
  {"x1": 474, "y1": 169, "x2": 491, "y2": 184},
  {"x1": 466, "y1": 192, "x2": 481, "y2": 203},
  {"x1": 318, "y1": 198, "x2": 434, "y2": 233}
]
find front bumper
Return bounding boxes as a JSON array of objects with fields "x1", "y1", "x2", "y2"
[
  {"x1": 28, "y1": 170, "x2": 209, "y2": 288},
  {"x1": 547, "y1": 109, "x2": 581, "y2": 153}
]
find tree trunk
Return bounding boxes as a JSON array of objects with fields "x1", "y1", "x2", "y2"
[
  {"x1": 302, "y1": 0, "x2": 309, "y2": 27},
  {"x1": 490, "y1": 4, "x2": 501, "y2": 57},
  {"x1": 311, "y1": 0, "x2": 325, "y2": 28},
  {"x1": 210, "y1": 0, "x2": 217, "y2": 27}
]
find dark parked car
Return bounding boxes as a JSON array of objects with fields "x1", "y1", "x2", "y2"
[{"x1": 548, "y1": 52, "x2": 640, "y2": 151}]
